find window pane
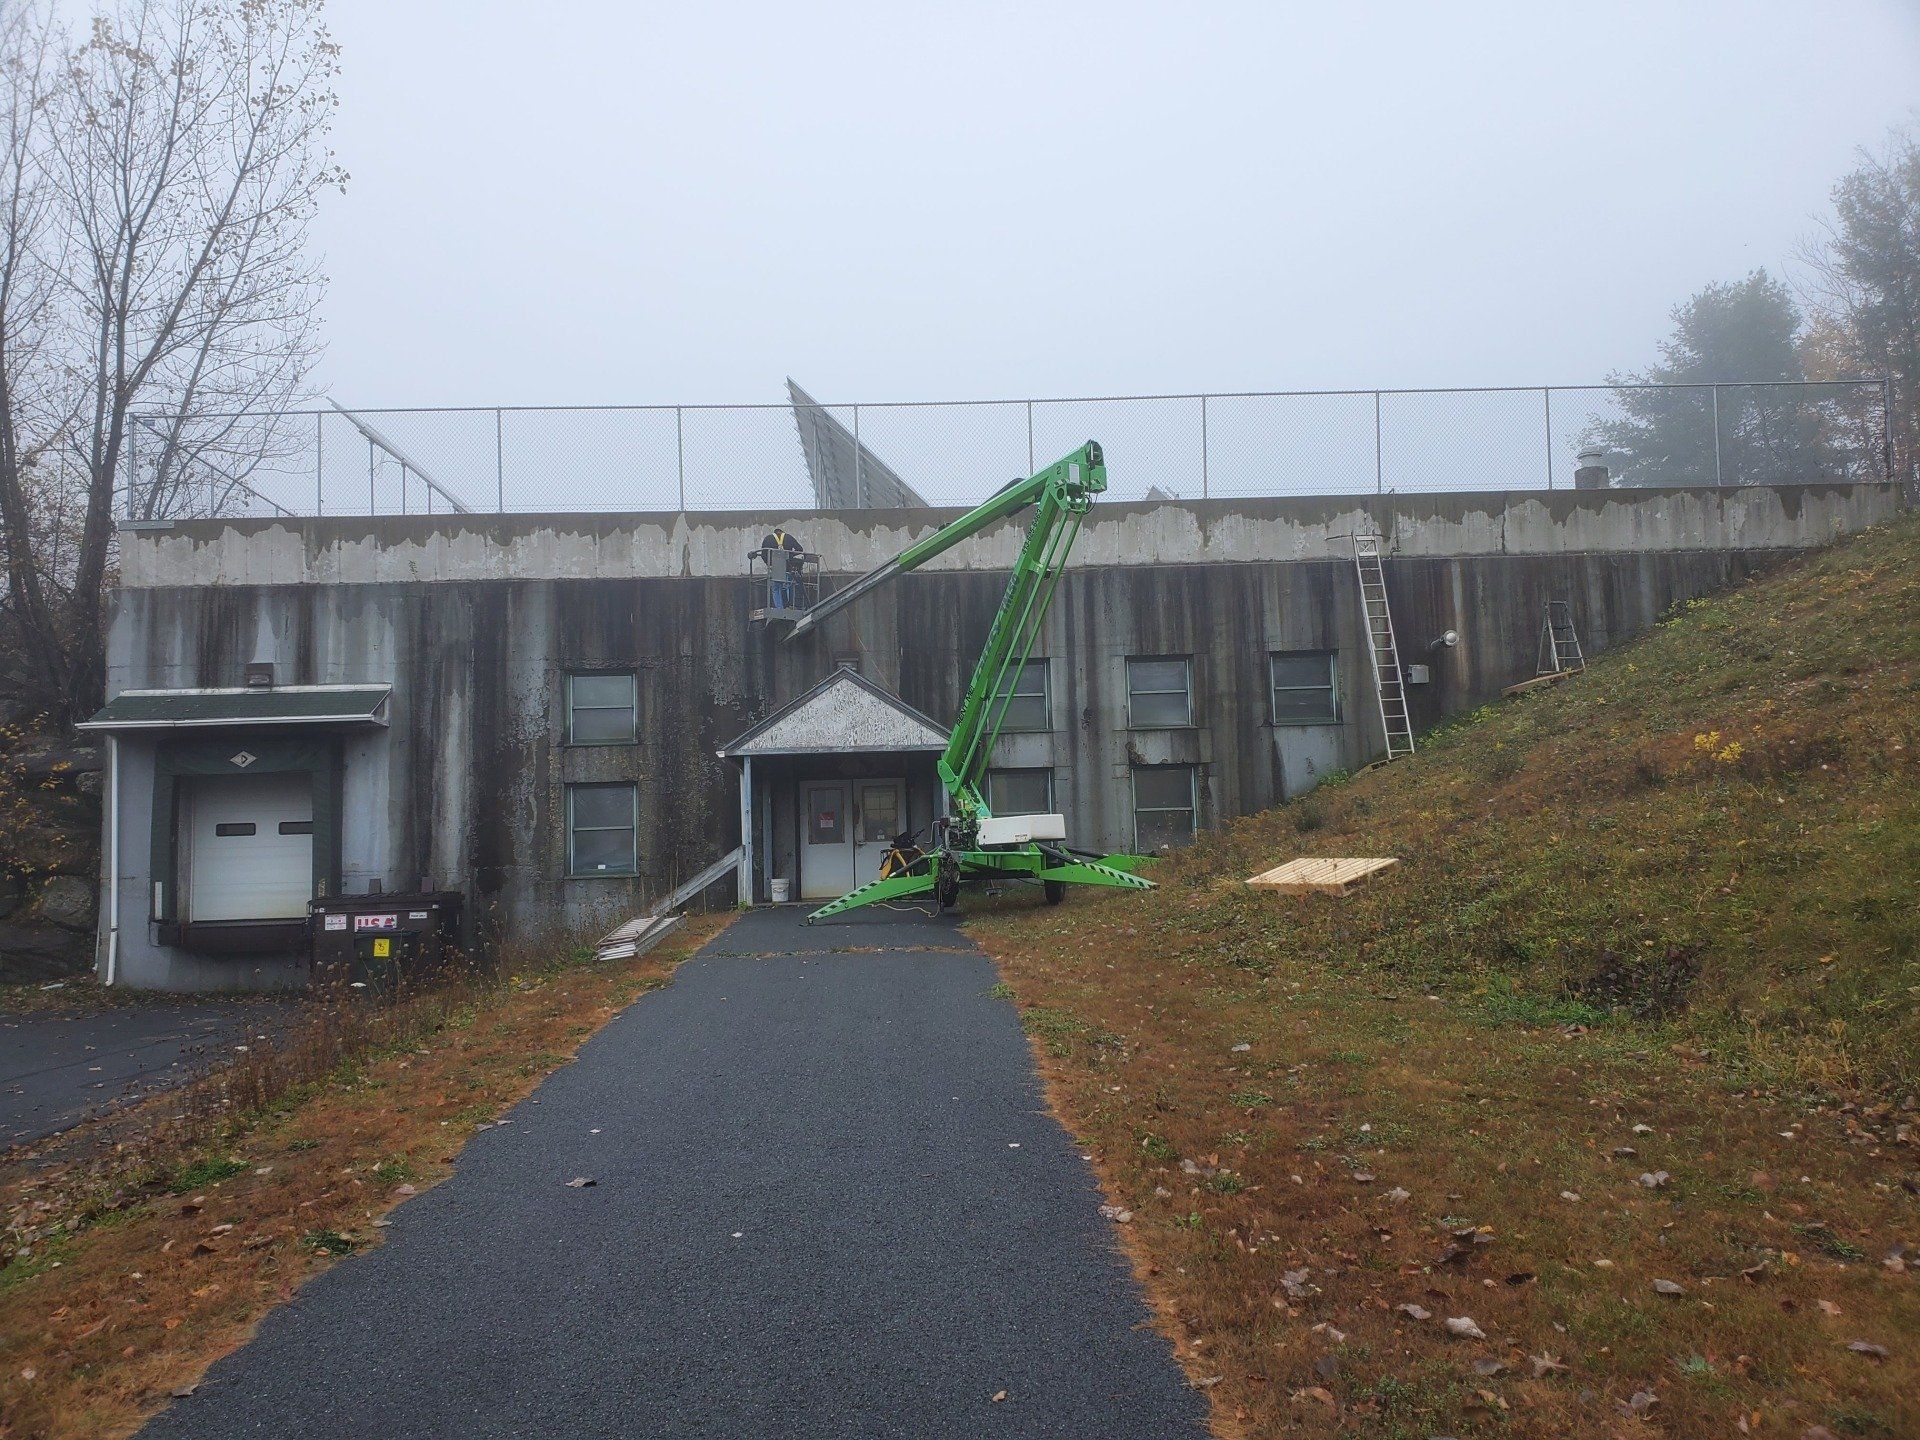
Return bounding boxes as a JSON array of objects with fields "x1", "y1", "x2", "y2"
[
  {"x1": 1272, "y1": 688, "x2": 1337, "y2": 723},
  {"x1": 994, "y1": 659, "x2": 1049, "y2": 732},
  {"x1": 1136, "y1": 807, "x2": 1195, "y2": 852},
  {"x1": 570, "y1": 674, "x2": 633, "y2": 710},
  {"x1": 568, "y1": 674, "x2": 636, "y2": 744},
  {"x1": 807, "y1": 788, "x2": 845, "y2": 844},
  {"x1": 857, "y1": 785, "x2": 899, "y2": 843},
  {"x1": 998, "y1": 693, "x2": 1048, "y2": 732},
  {"x1": 569, "y1": 706, "x2": 635, "y2": 744},
  {"x1": 1130, "y1": 690, "x2": 1190, "y2": 728},
  {"x1": 989, "y1": 769, "x2": 1052, "y2": 815},
  {"x1": 570, "y1": 784, "x2": 633, "y2": 830},
  {"x1": 1127, "y1": 658, "x2": 1189, "y2": 696},
  {"x1": 571, "y1": 827, "x2": 634, "y2": 874},
  {"x1": 1270, "y1": 652, "x2": 1331, "y2": 689},
  {"x1": 1134, "y1": 765, "x2": 1194, "y2": 811}
]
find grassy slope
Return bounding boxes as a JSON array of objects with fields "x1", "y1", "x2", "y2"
[{"x1": 971, "y1": 515, "x2": 1920, "y2": 1439}]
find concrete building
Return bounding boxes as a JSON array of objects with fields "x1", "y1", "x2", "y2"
[{"x1": 82, "y1": 481, "x2": 1899, "y2": 990}]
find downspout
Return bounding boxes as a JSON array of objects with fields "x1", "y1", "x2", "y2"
[{"x1": 104, "y1": 733, "x2": 120, "y2": 986}]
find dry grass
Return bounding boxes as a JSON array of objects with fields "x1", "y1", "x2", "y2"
[
  {"x1": 0, "y1": 915, "x2": 729, "y2": 1440},
  {"x1": 971, "y1": 516, "x2": 1920, "y2": 1439}
]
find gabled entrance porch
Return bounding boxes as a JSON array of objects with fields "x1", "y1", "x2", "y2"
[{"x1": 719, "y1": 670, "x2": 949, "y2": 905}]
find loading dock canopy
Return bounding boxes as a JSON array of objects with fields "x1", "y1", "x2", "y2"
[{"x1": 78, "y1": 685, "x2": 391, "y2": 733}]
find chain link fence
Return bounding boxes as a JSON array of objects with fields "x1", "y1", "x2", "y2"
[{"x1": 126, "y1": 380, "x2": 1897, "y2": 520}]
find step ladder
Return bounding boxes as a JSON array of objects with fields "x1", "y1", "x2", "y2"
[
  {"x1": 1537, "y1": 600, "x2": 1586, "y2": 676},
  {"x1": 1352, "y1": 534, "x2": 1415, "y2": 760}
]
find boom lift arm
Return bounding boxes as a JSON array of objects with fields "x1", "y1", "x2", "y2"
[{"x1": 789, "y1": 441, "x2": 1156, "y2": 922}]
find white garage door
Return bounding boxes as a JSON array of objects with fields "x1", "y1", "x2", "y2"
[{"x1": 184, "y1": 772, "x2": 315, "y2": 921}]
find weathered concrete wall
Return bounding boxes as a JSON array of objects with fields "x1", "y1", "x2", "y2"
[
  {"x1": 99, "y1": 543, "x2": 1824, "y2": 987},
  {"x1": 118, "y1": 482, "x2": 1900, "y2": 588}
]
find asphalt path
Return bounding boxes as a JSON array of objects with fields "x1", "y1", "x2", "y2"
[
  {"x1": 1, "y1": 999, "x2": 292, "y2": 1150},
  {"x1": 142, "y1": 906, "x2": 1208, "y2": 1439}
]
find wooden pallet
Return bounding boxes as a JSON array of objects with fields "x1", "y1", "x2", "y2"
[
  {"x1": 1502, "y1": 670, "x2": 1573, "y2": 698},
  {"x1": 1246, "y1": 856, "x2": 1400, "y2": 896}
]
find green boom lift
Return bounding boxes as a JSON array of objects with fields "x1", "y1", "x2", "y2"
[{"x1": 788, "y1": 440, "x2": 1157, "y2": 923}]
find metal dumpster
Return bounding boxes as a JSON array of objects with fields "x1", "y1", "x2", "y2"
[{"x1": 309, "y1": 890, "x2": 464, "y2": 990}]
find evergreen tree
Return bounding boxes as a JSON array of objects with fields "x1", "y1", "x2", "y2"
[{"x1": 1589, "y1": 270, "x2": 1836, "y2": 487}]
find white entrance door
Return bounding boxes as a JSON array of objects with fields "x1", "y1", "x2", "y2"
[
  {"x1": 853, "y1": 779, "x2": 905, "y2": 885},
  {"x1": 800, "y1": 781, "x2": 853, "y2": 899},
  {"x1": 184, "y1": 772, "x2": 314, "y2": 921}
]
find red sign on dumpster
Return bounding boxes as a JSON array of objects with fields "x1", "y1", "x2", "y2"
[{"x1": 353, "y1": 913, "x2": 398, "y2": 931}]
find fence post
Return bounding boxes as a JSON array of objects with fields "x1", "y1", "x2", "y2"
[
  {"x1": 1884, "y1": 376, "x2": 1897, "y2": 486},
  {"x1": 495, "y1": 408, "x2": 505, "y2": 513},
  {"x1": 1199, "y1": 394, "x2": 1209, "y2": 500},
  {"x1": 316, "y1": 411, "x2": 324, "y2": 516},
  {"x1": 676, "y1": 407, "x2": 685, "y2": 511},
  {"x1": 1373, "y1": 391, "x2": 1384, "y2": 494},
  {"x1": 852, "y1": 404, "x2": 863, "y2": 507},
  {"x1": 367, "y1": 436, "x2": 376, "y2": 515},
  {"x1": 1543, "y1": 388, "x2": 1554, "y2": 489},
  {"x1": 1711, "y1": 385, "x2": 1723, "y2": 486},
  {"x1": 1026, "y1": 399, "x2": 1034, "y2": 473}
]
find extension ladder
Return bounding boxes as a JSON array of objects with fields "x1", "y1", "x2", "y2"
[
  {"x1": 1352, "y1": 534, "x2": 1415, "y2": 760},
  {"x1": 1538, "y1": 599, "x2": 1586, "y2": 676}
]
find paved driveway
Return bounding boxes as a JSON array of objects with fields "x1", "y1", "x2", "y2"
[
  {"x1": 2, "y1": 1000, "x2": 292, "y2": 1151},
  {"x1": 143, "y1": 907, "x2": 1207, "y2": 1439}
]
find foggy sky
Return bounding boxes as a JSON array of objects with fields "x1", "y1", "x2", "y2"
[{"x1": 309, "y1": 2, "x2": 1920, "y2": 411}]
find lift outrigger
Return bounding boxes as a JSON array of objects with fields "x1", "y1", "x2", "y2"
[{"x1": 787, "y1": 441, "x2": 1157, "y2": 923}]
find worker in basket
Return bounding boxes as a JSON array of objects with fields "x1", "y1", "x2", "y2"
[{"x1": 759, "y1": 525, "x2": 805, "y2": 609}]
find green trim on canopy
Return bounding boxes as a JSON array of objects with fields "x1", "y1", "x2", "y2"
[
  {"x1": 80, "y1": 686, "x2": 389, "y2": 731},
  {"x1": 149, "y1": 736, "x2": 344, "y2": 925}
]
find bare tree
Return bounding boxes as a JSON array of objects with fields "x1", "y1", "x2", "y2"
[
  {"x1": 0, "y1": 0, "x2": 341, "y2": 725},
  {"x1": 0, "y1": 1, "x2": 70, "y2": 705}
]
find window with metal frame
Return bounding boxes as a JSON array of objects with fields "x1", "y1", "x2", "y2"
[
  {"x1": 1269, "y1": 650, "x2": 1339, "y2": 724},
  {"x1": 991, "y1": 657, "x2": 1051, "y2": 732},
  {"x1": 986, "y1": 767, "x2": 1054, "y2": 816},
  {"x1": 564, "y1": 673, "x2": 638, "y2": 746},
  {"x1": 1131, "y1": 764, "x2": 1197, "y2": 852},
  {"x1": 1126, "y1": 656, "x2": 1193, "y2": 728},
  {"x1": 565, "y1": 782, "x2": 638, "y2": 876}
]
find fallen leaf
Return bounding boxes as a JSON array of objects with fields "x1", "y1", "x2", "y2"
[
  {"x1": 1445, "y1": 1316, "x2": 1487, "y2": 1340},
  {"x1": 1845, "y1": 1340, "x2": 1888, "y2": 1359},
  {"x1": 565, "y1": 1177, "x2": 596, "y2": 1188},
  {"x1": 1395, "y1": 1303, "x2": 1433, "y2": 1322},
  {"x1": 991, "y1": 1389, "x2": 1007, "y2": 1403},
  {"x1": 1530, "y1": 1353, "x2": 1570, "y2": 1378}
]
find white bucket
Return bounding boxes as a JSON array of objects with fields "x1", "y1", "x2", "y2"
[{"x1": 769, "y1": 877, "x2": 791, "y2": 904}]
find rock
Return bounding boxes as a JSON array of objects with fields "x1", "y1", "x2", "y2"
[
  {"x1": 1444, "y1": 1316, "x2": 1487, "y2": 1340},
  {"x1": 33, "y1": 874, "x2": 96, "y2": 931},
  {"x1": 0, "y1": 918, "x2": 92, "y2": 982},
  {"x1": 1652, "y1": 1278, "x2": 1685, "y2": 1296},
  {"x1": 1637, "y1": 1170, "x2": 1671, "y2": 1189},
  {"x1": 1098, "y1": 1204, "x2": 1133, "y2": 1223}
]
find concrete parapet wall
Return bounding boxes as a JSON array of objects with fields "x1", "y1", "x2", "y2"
[{"x1": 119, "y1": 483, "x2": 1901, "y2": 589}]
